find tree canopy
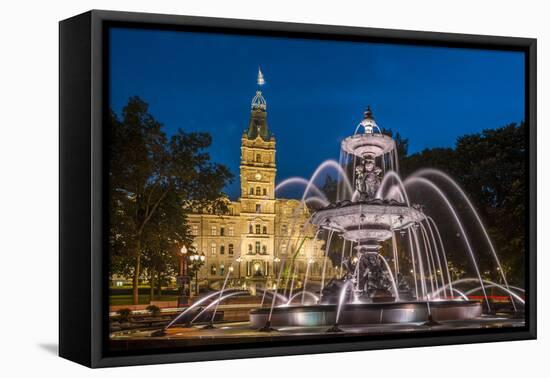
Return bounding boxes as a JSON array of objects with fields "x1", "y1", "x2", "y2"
[
  {"x1": 109, "y1": 96, "x2": 233, "y2": 304},
  {"x1": 401, "y1": 123, "x2": 526, "y2": 284}
]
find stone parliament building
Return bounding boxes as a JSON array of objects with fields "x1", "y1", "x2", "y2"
[{"x1": 188, "y1": 72, "x2": 330, "y2": 288}]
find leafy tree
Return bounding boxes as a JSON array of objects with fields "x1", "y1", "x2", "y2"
[
  {"x1": 399, "y1": 122, "x2": 526, "y2": 285},
  {"x1": 452, "y1": 123, "x2": 526, "y2": 283},
  {"x1": 400, "y1": 147, "x2": 457, "y2": 178},
  {"x1": 140, "y1": 189, "x2": 191, "y2": 300},
  {"x1": 187, "y1": 257, "x2": 205, "y2": 296},
  {"x1": 380, "y1": 127, "x2": 409, "y2": 159},
  {"x1": 109, "y1": 96, "x2": 233, "y2": 304}
]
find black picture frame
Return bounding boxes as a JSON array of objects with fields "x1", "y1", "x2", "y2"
[{"x1": 59, "y1": 9, "x2": 537, "y2": 368}]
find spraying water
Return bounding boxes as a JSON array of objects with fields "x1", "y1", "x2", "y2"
[{"x1": 205, "y1": 265, "x2": 234, "y2": 328}]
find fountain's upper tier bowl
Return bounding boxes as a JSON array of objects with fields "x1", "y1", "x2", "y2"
[
  {"x1": 311, "y1": 199, "x2": 424, "y2": 242},
  {"x1": 341, "y1": 133, "x2": 396, "y2": 158}
]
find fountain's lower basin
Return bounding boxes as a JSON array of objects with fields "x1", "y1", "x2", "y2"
[{"x1": 250, "y1": 301, "x2": 482, "y2": 327}]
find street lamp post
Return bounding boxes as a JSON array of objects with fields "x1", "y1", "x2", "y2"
[
  {"x1": 188, "y1": 254, "x2": 196, "y2": 297},
  {"x1": 189, "y1": 252, "x2": 206, "y2": 296},
  {"x1": 236, "y1": 256, "x2": 243, "y2": 279},
  {"x1": 178, "y1": 245, "x2": 188, "y2": 307},
  {"x1": 198, "y1": 253, "x2": 205, "y2": 295},
  {"x1": 273, "y1": 256, "x2": 281, "y2": 277}
]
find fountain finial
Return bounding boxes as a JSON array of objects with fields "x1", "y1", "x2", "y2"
[
  {"x1": 364, "y1": 105, "x2": 374, "y2": 120},
  {"x1": 358, "y1": 105, "x2": 378, "y2": 134}
]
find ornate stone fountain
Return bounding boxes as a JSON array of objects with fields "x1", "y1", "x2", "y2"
[
  {"x1": 249, "y1": 107, "x2": 484, "y2": 330},
  {"x1": 311, "y1": 107, "x2": 425, "y2": 302}
]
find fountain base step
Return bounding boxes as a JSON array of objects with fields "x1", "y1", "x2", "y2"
[{"x1": 250, "y1": 301, "x2": 482, "y2": 328}]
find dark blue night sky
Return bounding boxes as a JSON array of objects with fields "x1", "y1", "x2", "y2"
[{"x1": 109, "y1": 28, "x2": 525, "y2": 199}]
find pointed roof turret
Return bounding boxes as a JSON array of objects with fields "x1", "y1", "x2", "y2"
[
  {"x1": 251, "y1": 67, "x2": 267, "y2": 111},
  {"x1": 246, "y1": 67, "x2": 272, "y2": 140}
]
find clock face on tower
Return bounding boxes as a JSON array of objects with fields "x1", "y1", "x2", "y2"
[{"x1": 254, "y1": 173, "x2": 262, "y2": 180}]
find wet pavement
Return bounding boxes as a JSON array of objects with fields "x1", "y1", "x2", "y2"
[{"x1": 110, "y1": 314, "x2": 525, "y2": 350}]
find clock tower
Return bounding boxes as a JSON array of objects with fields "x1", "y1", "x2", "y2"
[
  {"x1": 239, "y1": 68, "x2": 277, "y2": 277},
  {"x1": 186, "y1": 68, "x2": 329, "y2": 286}
]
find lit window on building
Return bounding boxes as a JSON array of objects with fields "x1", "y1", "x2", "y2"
[
  {"x1": 192, "y1": 225, "x2": 199, "y2": 236},
  {"x1": 228, "y1": 227, "x2": 234, "y2": 236},
  {"x1": 220, "y1": 263, "x2": 225, "y2": 275},
  {"x1": 211, "y1": 243, "x2": 217, "y2": 256},
  {"x1": 228, "y1": 243, "x2": 234, "y2": 255},
  {"x1": 255, "y1": 241, "x2": 261, "y2": 254},
  {"x1": 210, "y1": 264, "x2": 217, "y2": 276},
  {"x1": 211, "y1": 226, "x2": 217, "y2": 236}
]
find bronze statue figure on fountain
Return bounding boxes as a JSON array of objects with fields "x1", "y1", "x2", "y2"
[{"x1": 355, "y1": 155, "x2": 382, "y2": 201}]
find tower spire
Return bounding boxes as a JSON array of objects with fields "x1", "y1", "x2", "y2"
[
  {"x1": 251, "y1": 67, "x2": 267, "y2": 111},
  {"x1": 247, "y1": 68, "x2": 271, "y2": 140},
  {"x1": 257, "y1": 67, "x2": 265, "y2": 86}
]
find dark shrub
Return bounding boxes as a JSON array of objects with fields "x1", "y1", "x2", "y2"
[
  {"x1": 146, "y1": 305, "x2": 161, "y2": 317},
  {"x1": 116, "y1": 308, "x2": 132, "y2": 322}
]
